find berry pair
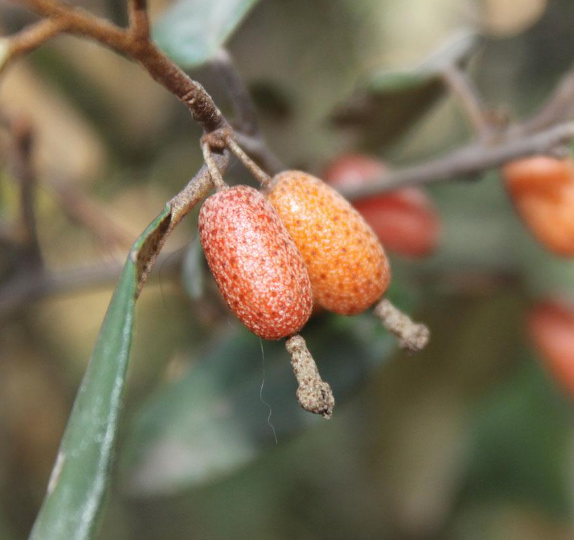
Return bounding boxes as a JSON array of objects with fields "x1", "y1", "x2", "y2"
[
  {"x1": 198, "y1": 170, "x2": 390, "y2": 340},
  {"x1": 197, "y1": 154, "x2": 431, "y2": 417}
]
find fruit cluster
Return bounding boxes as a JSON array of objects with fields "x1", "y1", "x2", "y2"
[
  {"x1": 199, "y1": 168, "x2": 394, "y2": 337},
  {"x1": 502, "y1": 158, "x2": 574, "y2": 400},
  {"x1": 197, "y1": 135, "x2": 574, "y2": 416},
  {"x1": 198, "y1": 153, "x2": 434, "y2": 416}
]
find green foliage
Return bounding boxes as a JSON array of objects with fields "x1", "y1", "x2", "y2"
[
  {"x1": 154, "y1": 0, "x2": 261, "y2": 68},
  {"x1": 120, "y1": 312, "x2": 396, "y2": 495},
  {"x1": 29, "y1": 207, "x2": 171, "y2": 540},
  {"x1": 463, "y1": 360, "x2": 574, "y2": 518}
]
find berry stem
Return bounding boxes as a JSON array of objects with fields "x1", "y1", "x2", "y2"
[
  {"x1": 373, "y1": 299, "x2": 430, "y2": 352},
  {"x1": 201, "y1": 141, "x2": 227, "y2": 191},
  {"x1": 226, "y1": 137, "x2": 271, "y2": 187},
  {"x1": 441, "y1": 65, "x2": 491, "y2": 140},
  {"x1": 285, "y1": 335, "x2": 335, "y2": 419}
]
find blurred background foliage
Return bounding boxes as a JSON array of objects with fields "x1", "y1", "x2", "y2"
[{"x1": 2, "y1": 0, "x2": 574, "y2": 538}]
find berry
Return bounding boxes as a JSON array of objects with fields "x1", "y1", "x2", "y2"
[
  {"x1": 502, "y1": 156, "x2": 574, "y2": 257},
  {"x1": 528, "y1": 299, "x2": 574, "y2": 398},
  {"x1": 266, "y1": 170, "x2": 390, "y2": 316},
  {"x1": 323, "y1": 154, "x2": 440, "y2": 258},
  {"x1": 198, "y1": 185, "x2": 313, "y2": 340}
]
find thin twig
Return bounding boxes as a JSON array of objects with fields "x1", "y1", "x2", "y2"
[
  {"x1": 0, "y1": 18, "x2": 68, "y2": 74},
  {"x1": 135, "y1": 150, "x2": 230, "y2": 295},
  {"x1": 226, "y1": 136, "x2": 271, "y2": 186},
  {"x1": 127, "y1": 0, "x2": 150, "y2": 42},
  {"x1": 0, "y1": 249, "x2": 184, "y2": 324},
  {"x1": 10, "y1": 115, "x2": 42, "y2": 270},
  {"x1": 7, "y1": 0, "x2": 228, "y2": 134},
  {"x1": 516, "y1": 62, "x2": 574, "y2": 134},
  {"x1": 338, "y1": 121, "x2": 574, "y2": 199},
  {"x1": 441, "y1": 65, "x2": 491, "y2": 139},
  {"x1": 234, "y1": 132, "x2": 284, "y2": 175},
  {"x1": 201, "y1": 141, "x2": 227, "y2": 190},
  {"x1": 47, "y1": 179, "x2": 133, "y2": 252}
]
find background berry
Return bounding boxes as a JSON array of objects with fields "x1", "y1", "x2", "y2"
[{"x1": 503, "y1": 156, "x2": 574, "y2": 257}]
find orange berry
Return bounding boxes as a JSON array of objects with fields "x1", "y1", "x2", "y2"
[
  {"x1": 323, "y1": 154, "x2": 440, "y2": 258},
  {"x1": 199, "y1": 185, "x2": 313, "y2": 340},
  {"x1": 266, "y1": 170, "x2": 390, "y2": 316},
  {"x1": 502, "y1": 156, "x2": 574, "y2": 257},
  {"x1": 528, "y1": 299, "x2": 574, "y2": 398}
]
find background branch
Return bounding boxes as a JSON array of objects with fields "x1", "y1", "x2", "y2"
[
  {"x1": 516, "y1": 62, "x2": 574, "y2": 134},
  {"x1": 10, "y1": 114, "x2": 43, "y2": 270},
  {"x1": 0, "y1": 249, "x2": 184, "y2": 324},
  {"x1": 441, "y1": 65, "x2": 492, "y2": 139},
  {"x1": 47, "y1": 179, "x2": 134, "y2": 253},
  {"x1": 6, "y1": 0, "x2": 228, "y2": 134},
  {"x1": 0, "y1": 18, "x2": 68, "y2": 73},
  {"x1": 339, "y1": 121, "x2": 574, "y2": 198}
]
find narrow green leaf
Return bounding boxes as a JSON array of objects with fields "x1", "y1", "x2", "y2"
[
  {"x1": 121, "y1": 312, "x2": 396, "y2": 496},
  {"x1": 153, "y1": 0, "x2": 261, "y2": 69},
  {"x1": 29, "y1": 206, "x2": 171, "y2": 540}
]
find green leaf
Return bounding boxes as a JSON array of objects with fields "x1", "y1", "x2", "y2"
[
  {"x1": 153, "y1": 0, "x2": 261, "y2": 69},
  {"x1": 29, "y1": 206, "x2": 172, "y2": 540},
  {"x1": 331, "y1": 30, "x2": 481, "y2": 150},
  {"x1": 462, "y1": 360, "x2": 574, "y2": 518},
  {"x1": 121, "y1": 313, "x2": 396, "y2": 496}
]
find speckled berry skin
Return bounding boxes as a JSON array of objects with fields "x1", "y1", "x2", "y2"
[
  {"x1": 266, "y1": 170, "x2": 390, "y2": 316},
  {"x1": 502, "y1": 156, "x2": 574, "y2": 257},
  {"x1": 199, "y1": 185, "x2": 313, "y2": 340}
]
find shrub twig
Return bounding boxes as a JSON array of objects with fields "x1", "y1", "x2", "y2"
[
  {"x1": 441, "y1": 65, "x2": 492, "y2": 140},
  {"x1": 5, "y1": 0, "x2": 228, "y2": 134},
  {"x1": 339, "y1": 121, "x2": 574, "y2": 198}
]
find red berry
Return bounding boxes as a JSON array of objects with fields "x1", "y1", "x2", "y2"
[
  {"x1": 323, "y1": 154, "x2": 440, "y2": 258},
  {"x1": 266, "y1": 170, "x2": 390, "y2": 316},
  {"x1": 502, "y1": 156, "x2": 574, "y2": 257},
  {"x1": 528, "y1": 299, "x2": 574, "y2": 398},
  {"x1": 199, "y1": 185, "x2": 313, "y2": 340}
]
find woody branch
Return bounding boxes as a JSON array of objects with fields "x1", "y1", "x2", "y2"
[{"x1": 3, "y1": 0, "x2": 228, "y2": 134}]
